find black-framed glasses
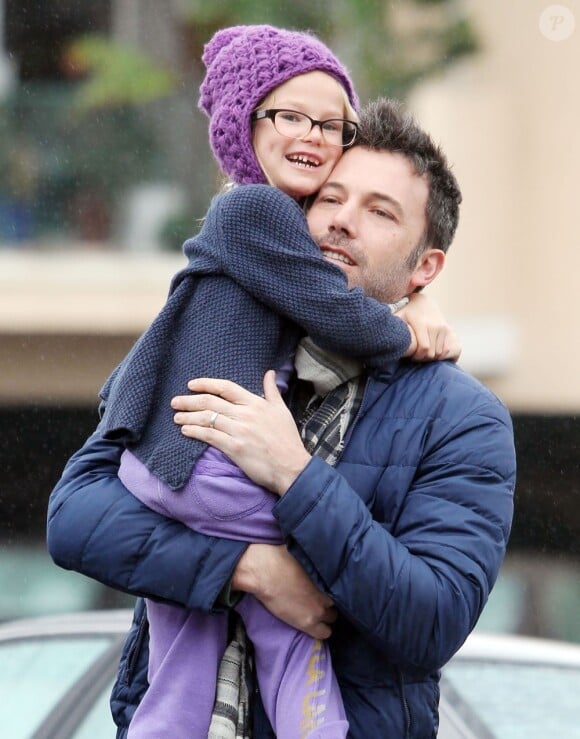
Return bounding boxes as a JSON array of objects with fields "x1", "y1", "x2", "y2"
[{"x1": 251, "y1": 109, "x2": 358, "y2": 148}]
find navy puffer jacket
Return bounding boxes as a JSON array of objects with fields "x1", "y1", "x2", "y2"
[{"x1": 47, "y1": 359, "x2": 515, "y2": 738}]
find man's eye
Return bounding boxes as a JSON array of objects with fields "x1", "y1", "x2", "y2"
[{"x1": 373, "y1": 209, "x2": 393, "y2": 219}]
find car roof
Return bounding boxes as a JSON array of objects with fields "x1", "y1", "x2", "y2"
[
  {"x1": 0, "y1": 609, "x2": 133, "y2": 641},
  {"x1": 450, "y1": 631, "x2": 580, "y2": 667},
  {"x1": 2, "y1": 610, "x2": 580, "y2": 669}
]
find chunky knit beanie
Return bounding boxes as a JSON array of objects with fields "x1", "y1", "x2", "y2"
[{"x1": 198, "y1": 25, "x2": 359, "y2": 185}]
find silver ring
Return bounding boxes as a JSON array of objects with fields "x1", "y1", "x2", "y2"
[{"x1": 208, "y1": 411, "x2": 219, "y2": 429}]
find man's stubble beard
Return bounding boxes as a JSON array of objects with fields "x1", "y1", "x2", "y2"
[{"x1": 316, "y1": 233, "x2": 412, "y2": 305}]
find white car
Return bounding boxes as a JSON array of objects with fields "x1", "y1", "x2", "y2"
[
  {"x1": 439, "y1": 632, "x2": 580, "y2": 737},
  {"x1": 2, "y1": 610, "x2": 580, "y2": 738}
]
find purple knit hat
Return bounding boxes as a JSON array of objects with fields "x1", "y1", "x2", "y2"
[{"x1": 198, "y1": 25, "x2": 359, "y2": 185}]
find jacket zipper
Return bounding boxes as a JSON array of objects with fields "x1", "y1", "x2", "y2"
[
  {"x1": 398, "y1": 668, "x2": 412, "y2": 738},
  {"x1": 338, "y1": 378, "x2": 413, "y2": 738},
  {"x1": 125, "y1": 604, "x2": 150, "y2": 683}
]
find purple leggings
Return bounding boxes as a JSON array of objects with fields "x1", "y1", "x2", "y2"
[{"x1": 120, "y1": 448, "x2": 347, "y2": 739}]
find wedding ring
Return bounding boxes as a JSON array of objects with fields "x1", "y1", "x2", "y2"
[{"x1": 209, "y1": 411, "x2": 219, "y2": 429}]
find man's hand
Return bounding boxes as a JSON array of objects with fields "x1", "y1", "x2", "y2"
[
  {"x1": 399, "y1": 292, "x2": 462, "y2": 362},
  {"x1": 233, "y1": 544, "x2": 337, "y2": 639},
  {"x1": 171, "y1": 370, "x2": 312, "y2": 496}
]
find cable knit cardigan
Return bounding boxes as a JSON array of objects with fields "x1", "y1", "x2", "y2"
[{"x1": 99, "y1": 185, "x2": 411, "y2": 490}]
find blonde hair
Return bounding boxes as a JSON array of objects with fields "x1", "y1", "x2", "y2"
[{"x1": 256, "y1": 74, "x2": 358, "y2": 122}]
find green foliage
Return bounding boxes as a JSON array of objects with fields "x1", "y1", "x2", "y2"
[
  {"x1": 66, "y1": 2, "x2": 478, "y2": 112},
  {"x1": 2, "y1": 1, "x2": 477, "y2": 242},
  {"x1": 0, "y1": 84, "x2": 160, "y2": 237},
  {"x1": 66, "y1": 35, "x2": 176, "y2": 111},
  {"x1": 177, "y1": 0, "x2": 478, "y2": 100},
  {"x1": 180, "y1": 0, "x2": 327, "y2": 33}
]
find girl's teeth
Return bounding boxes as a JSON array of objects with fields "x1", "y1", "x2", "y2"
[{"x1": 289, "y1": 155, "x2": 319, "y2": 168}]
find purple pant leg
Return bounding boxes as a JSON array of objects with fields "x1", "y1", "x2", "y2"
[
  {"x1": 236, "y1": 596, "x2": 348, "y2": 739},
  {"x1": 121, "y1": 360, "x2": 347, "y2": 736},
  {"x1": 120, "y1": 450, "x2": 348, "y2": 736},
  {"x1": 128, "y1": 602, "x2": 228, "y2": 738}
]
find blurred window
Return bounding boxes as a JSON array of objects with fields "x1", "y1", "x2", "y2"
[
  {"x1": 443, "y1": 661, "x2": 580, "y2": 738},
  {"x1": 0, "y1": 546, "x2": 133, "y2": 621},
  {"x1": 1, "y1": 635, "x2": 114, "y2": 737},
  {"x1": 69, "y1": 677, "x2": 118, "y2": 739}
]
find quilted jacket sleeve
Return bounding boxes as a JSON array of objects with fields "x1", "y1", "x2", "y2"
[
  {"x1": 273, "y1": 366, "x2": 516, "y2": 673},
  {"x1": 46, "y1": 427, "x2": 246, "y2": 612},
  {"x1": 199, "y1": 185, "x2": 411, "y2": 366}
]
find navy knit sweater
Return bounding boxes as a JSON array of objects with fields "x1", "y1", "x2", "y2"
[{"x1": 99, "y1": 185, "x2": 411, "y2": 490}]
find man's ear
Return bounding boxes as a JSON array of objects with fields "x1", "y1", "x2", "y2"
[{"x1": 408, "y1": 248, "x2": 445, "y2": 291}]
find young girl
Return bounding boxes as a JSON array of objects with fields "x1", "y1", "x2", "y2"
[{"x1": 99, "y1": 25, "x2": 453, "y2": 739}]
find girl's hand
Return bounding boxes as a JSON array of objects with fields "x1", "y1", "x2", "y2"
[{"x1": 398, "y1": 293, "x2": 462, "y2": 362}]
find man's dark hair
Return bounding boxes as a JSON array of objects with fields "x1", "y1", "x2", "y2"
[{"x1": 355, "y1": 98, "x2": 462, "y2": 258}]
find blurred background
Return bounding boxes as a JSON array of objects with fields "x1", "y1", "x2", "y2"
[{"x1": 0, "y1": 0, "x2": 579, "y2": 642}]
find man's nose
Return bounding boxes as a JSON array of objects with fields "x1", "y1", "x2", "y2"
[{"x1": 329, "y1": 203, "x2": 356, "y2": 236}]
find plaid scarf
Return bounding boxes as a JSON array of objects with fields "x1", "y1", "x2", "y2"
[
  {"x1": 293, "y1": 337, "x2": 364, "y2": 465},
  {"x1": 208, "y1": 338, "x2": 364, "y2": 738},
  {"x1": 207, "y1": 619, "x2": 252, "y2": 739}
]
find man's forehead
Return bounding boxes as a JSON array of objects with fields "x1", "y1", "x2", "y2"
[
  {"x1": 335, "y1": 147, "x2": 410, "y2": 179},
  {"x1": 329, "y1": 148, "x2": 428, "y2": 206}
]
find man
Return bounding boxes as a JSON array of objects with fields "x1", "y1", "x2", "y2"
[{"x1": 47, "y1": 99, "x2": 515, "y2": 737}]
